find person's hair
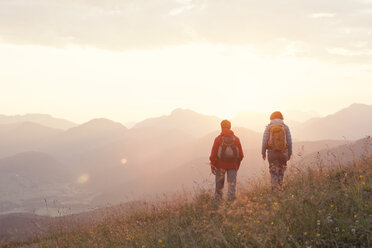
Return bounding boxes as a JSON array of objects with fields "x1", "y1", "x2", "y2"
[
  {"x1": 270, "y1": 111, "x2": 284, "y2": 120},
  {"x1": 220, "y1": 119, "x2": 231, "y2": 129}
]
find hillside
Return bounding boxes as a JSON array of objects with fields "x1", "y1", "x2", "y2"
[
  {"x1": 0, "y1": 152, "x2": 71, "y2": 210},
  {"x1": 293, "y1": 103, "x2": 372, "y2": 141},
  {"x1": 3, "y1": 155, "x2": 371, "y2": 247},
  {"x1": 91, "y1": 131, "x2": 346, "y2": 205},
  {"x1": 43, "y1": 118, "x2": 128, "y2": 155},
  {"x1": 299, "y1": 136, "x2": 372, "y2": 168},
  {"x1": 0, "y1": 122, "x2": 63, "y2": 158},
  {"x1": 0, "y1": 107, "x2": 356, "y2": 217}
]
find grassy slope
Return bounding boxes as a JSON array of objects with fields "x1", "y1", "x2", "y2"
[{"x1": 3, "y1": 160, "x2": 372, "y2": 248}]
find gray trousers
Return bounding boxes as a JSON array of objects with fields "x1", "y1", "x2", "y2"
[
  {"x1": 215, "y1": 169, "x2": 237, "y2": 201},
  {"x1": 268, "y1": 150, "x2": 288, "y2": 190}
]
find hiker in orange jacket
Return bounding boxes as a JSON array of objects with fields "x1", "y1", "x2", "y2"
[{"x1": 210, "y1": 120, "x2": 244, "y2": 201}]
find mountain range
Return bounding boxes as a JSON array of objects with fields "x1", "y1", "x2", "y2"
[
  {"x1": 292, "y1": 103, "x2": 372, "y2": 140},
  {"x1": 0, "y1": 114, "x2": 76, "y2": 130},
  {"x1": 0, "y1": 103, "x2": 371, "y2": 216}
]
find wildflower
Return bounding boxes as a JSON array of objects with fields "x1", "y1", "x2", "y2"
[
  {"x1": 274, "y1": 202, "x2": 278, "y2": 206},
  {"x1": 317, "y1": 220, "x2": 320, "y2": 226},
  {"x1": 291, "y1": 194, "x2": 295, "y2": 198},
  {"x1": 316, "y1": 233, "x2": 321, "y2": 237},
  {"x1": 271, "y1": 221, "x2": 274, "y2": 225},
  {"x1": 330, "y1": 204, "x2": 334, "y2": 208},
  {"x1": 327, "y1": 214, "x2": 333, "y2": 223},
  {"x1": 351, "y1": 228, "x2": 356, "y2": 234},
  {"x1": 335, "y1": 227, "x2": 339, "y2": 232},
  {"x1": 354, "y1": 215, "x2": 357, "y2": 219},
  {"x1": 360, "y1": 175, "x2": 363, "y2": 179},
  {"x1": 158, "y1": 240, "x2": 163, "y2": 244}
]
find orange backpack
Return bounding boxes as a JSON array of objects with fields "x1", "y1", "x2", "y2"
[{"x1": 268, "y1": 124, "x2": 287, "y2": 152}]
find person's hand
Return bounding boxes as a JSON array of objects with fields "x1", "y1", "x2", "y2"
[
  {"x1": 262, "y1": 154, "x2": 266, "y2": 161},
  {"x1": 211, "y1": 166, "x2": 217, "y2": 175}
]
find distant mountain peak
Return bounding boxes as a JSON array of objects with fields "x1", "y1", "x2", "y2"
[
  {"x1": 15, "y1": 121, "x2": 61, "y2": 130},
  {"x1": 171, "y1": 108, "x2": 196, "y2": 115},
  {"x1": 294, "y1": 103, "x2": 372, "y2": 140},
  {"x1": 347, "y1": 103, "x2": 370, "y2": 109},
  {"x1": 23, "y1": 113, "x2": 53, "y2": 118},
  {"x1": 76, "y1": 118, "x2": 127, "y2": 130},
  {"x1": 329, "y1": 103, "x2": 372, "y2": 117},
  {"x1": 0, "y1": 113, "x2": 76, "y2": 130},
  {"x1": 134, "y1": 108, "x2": 221, "y2": 137},
  {"x1": 59, "y1": 118, "x2": 128, "y2": 146},
  {"x1": 170, "y1": 108, "x2": 219, "y2": 118}
]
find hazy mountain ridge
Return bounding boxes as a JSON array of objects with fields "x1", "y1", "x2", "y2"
[
  {"x1": 0, "y1": 104, "x2": 371, "y2": 216},
  {"x1": 42, "y1": 118, "x2": 128, "y2": 156},
  {"x1": 299, "y1": 136, "x2": 372, "y2": 168},
  {"x1": 293, "y1": 103, "x2": 372, "y2": 140},
  {"x1": 232, "y1": 103, "x2": 372, "y2": 141},
  {"x1": 232, "y1": 110, "x2": 319, "y2": 133},
  {"x1": 0, "y1": 122, "x2": 63, "y2": 158},
  {"x1": 91, "y1": 130, "x2": 347, "y2": 205},
  {"x1": 134, "y1": 108, "x2": 222, "y2": 138},
  {"x1": 0, "y1": 114, "x2": 76, "y2": 130}
]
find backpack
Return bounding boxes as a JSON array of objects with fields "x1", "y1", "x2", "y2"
[
  {"x1": 217, "y1": 136, "x2": 239, "y2": 162},
  {"x1": 268, "y1": 124, "x2": 287, "y2": 152}
]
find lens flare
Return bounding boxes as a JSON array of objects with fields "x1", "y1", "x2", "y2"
[
  {"x1": 77, "y1": 174, "x2": 90, "y2": 184},
  {"x1": 121, "y1": 158, "x2": 127, "y2": 165}
]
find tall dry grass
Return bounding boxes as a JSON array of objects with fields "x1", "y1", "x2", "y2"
[{"x1": 3, "y1": 157, "x2": 372, "y2": 248}]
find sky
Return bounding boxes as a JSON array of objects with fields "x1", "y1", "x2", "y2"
[{"x1": 1, "y1": 0, "x2": 372, "y2": 124}]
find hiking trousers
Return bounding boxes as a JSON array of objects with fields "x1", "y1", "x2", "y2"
[
  {"x1": 268, "y1": 150, "x2": 288, "y2": 191},
  {"x1": 215, "y1": 168, "x2": 237, "y2": 201}
]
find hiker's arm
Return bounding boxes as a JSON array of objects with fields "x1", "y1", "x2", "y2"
[
  {"x1": 237, "y1": 138, "x2": 244, "y2": 169},
  {"x1": 286, "y1": 126, "x2": 293, "y2": 158},
  {"x1": 237, "y1": 138, "x2": 244, "y2": 162},
  {"x1": 261, "y1": 126, "x2": 269, "y2": 159},
  {"x1": 209, "y1": 138, "x2": 219, "y2": 165}
]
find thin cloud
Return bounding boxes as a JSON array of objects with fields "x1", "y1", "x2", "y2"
[
  {"x1": 0, "y1": 0, "x2": 372, "y2": 62},
  {"x1": 309, "y1": 13, "x2": 336, "y2": 18}
]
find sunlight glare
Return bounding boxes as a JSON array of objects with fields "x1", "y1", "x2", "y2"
[{"x1": 77, "y1": 174, "x2": 90, "y2": 184}]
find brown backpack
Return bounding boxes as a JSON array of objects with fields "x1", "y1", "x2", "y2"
[
  {"x1": 268, "y1": 124, "x2": 287, "y2": 152},
  {"x1": 217, "y1": 136, "x2": 239, "y2": 162}
]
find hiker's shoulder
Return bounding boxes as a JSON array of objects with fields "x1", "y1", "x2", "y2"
[
  {"x1": 233, "y1": 135, "x2": 241, "y2": 142},
  {"x1": 214, "y1": 134, "x2": 223, "y2": 141}
]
